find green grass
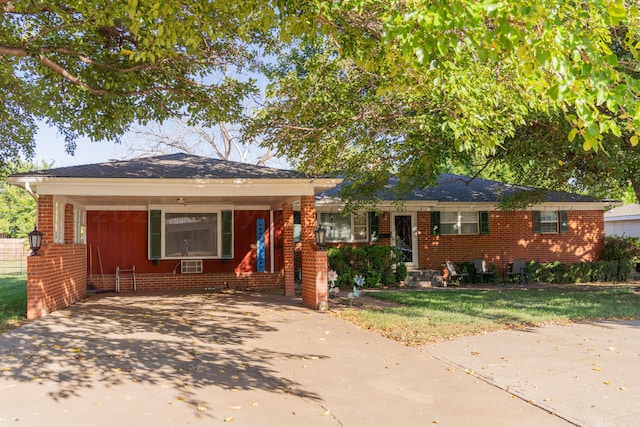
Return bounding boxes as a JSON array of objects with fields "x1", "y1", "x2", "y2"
[
  {"x1": 337, "y1": 287, "x2": 640, "y2": 345},
  {"x1": 0, "y1": 274, "x2": 27, "y2": 333}
]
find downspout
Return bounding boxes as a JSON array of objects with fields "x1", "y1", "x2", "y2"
[{"x1": 24, "y1": 180, "x2": 39, "y2": 201}]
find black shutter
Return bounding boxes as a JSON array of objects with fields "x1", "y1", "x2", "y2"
[
  {"x1": 431, "y1": 211, "x2": 440, "y2": 236},
  {"x1": 222, "y1": 210, "x2": 233, "y2": 258},
  {"x1": 559, "y1": 211, "x2": 569, "y2": 233},
  {"x1": 479, "y1": 211, "x2": 490, "y2": 234},
  {"x1": 532, "y1": 211, "x2": 542, "y2": 233},
  {"x1": 149, "y1": 210, "x2": 162, "y2": 259}
]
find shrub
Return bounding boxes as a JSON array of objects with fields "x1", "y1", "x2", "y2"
[
  {"x1": 603, "y1": 235, "x2": 640, "y2": 278},
  {"x1": 327, "y1": 245, "x2": 405, "y2": 288},
  {"x1": 535, "y1": 259, "x2": 630, "y2": 284}
]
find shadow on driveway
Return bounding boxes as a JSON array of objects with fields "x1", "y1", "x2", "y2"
[{"x1": 1, "y1": 291, "x2": 571, "y2": 426}]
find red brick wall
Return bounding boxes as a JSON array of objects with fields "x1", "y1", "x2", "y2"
[
  {"x1": 89, "y1": 271, "x2": 283, "y2": 293},
  {"x1": 418, "y1": 210, "x2": 605, "y2": 275},
  {"x1": 27, "y1": 243, "x2": 87, "y2": 320},
  {"x1": 301, "y1": 208, "x2": 605, "y2": 278}
]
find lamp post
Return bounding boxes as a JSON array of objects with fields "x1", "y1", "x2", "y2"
[
  {"x1": 28, "y1": 226, "x2": 43, "y2": 256},
  {"x1": 315, "y1": 224, "x2": 326, "y2": 249}
]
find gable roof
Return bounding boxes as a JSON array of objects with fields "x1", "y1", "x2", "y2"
[
  {"x1": 10, "y1": 153, "x2": 309, "y2": 180},
  {"x1": 317, "y1": 174, "x2": 604, "y2": 204}
]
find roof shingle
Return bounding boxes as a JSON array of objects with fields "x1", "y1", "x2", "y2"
[{"x1": 12, "y1": 153, "x2": 309, "y2": 180}]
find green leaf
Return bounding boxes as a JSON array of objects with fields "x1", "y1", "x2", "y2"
[{"x1": 568, "y1": 128, "x2": 578, "y2": 142}]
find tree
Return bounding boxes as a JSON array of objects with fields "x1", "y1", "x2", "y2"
[
  {"x1": 0, "y1": 0, "x2": 293, "y2": 176},
  {"x1": 248, "y1": 1, "x2": 640, "y2": 202},
  {"x1": 0, "y1": 161, "x2": 49, "y2": 238},
  {"x1": 471, "y1": 112, "x2": 640, "y2": 205},
  {"x1": 125, "y1": 118, "x2": 278, "y2": 166}
]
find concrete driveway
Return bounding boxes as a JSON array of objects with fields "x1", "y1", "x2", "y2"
[{"x1": 0, "y1": 291, "x2": 633, "y2": 426}]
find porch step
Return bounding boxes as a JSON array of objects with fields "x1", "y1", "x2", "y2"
[{"x1": 404, "y1": 269, "x2": 446, "y2": 288}]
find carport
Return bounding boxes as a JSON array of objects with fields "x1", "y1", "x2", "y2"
[{"x1": 8, "y1": 153, "x2": 340, "y2": 319}]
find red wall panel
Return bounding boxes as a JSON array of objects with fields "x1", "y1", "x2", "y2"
[{"x1": 86, "y1": 210, "x2": 275, "y2": 275}]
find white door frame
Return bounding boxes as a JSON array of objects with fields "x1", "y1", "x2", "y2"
[{"x1": 391, "y1": 212, "x2": 418, "y2": 269}]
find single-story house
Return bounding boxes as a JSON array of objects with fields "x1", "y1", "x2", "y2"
[
  {"x1": 604, "y1": 204, "x2": 640, "y2": 238},
  {"x1": 9, "y1": 154, "x2": 614, "y2": 319}
]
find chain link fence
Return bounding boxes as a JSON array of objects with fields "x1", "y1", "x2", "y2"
[{"x1": 0, "y1": 239, "x2": 28, "y2": 277}]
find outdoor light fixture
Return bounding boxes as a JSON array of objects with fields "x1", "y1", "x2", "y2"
[
  {"x1": 315, "y1": 224, "x2": 326, "y2": 249},
  {"x1": 28, "y1": 225, "x2": 43, "y2": 256}
]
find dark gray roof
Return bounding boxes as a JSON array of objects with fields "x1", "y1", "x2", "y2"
[
  {"x1": 318, "y1": 174, "x2": 601, "y2": 203},
  {"x1": 11, "y1": 153, "x2": 310, "y2": 180}
]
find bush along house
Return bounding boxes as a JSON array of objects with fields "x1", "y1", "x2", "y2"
[{"x1": 9, "y1": 155, "x2": 614, "y2": 319}]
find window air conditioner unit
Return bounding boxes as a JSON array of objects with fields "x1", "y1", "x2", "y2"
[{"x1": 181, "y1": 259, "x2": 203, "y2": 274}]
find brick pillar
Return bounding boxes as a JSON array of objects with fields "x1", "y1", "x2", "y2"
[
  {"x1": 282, "y1": 203, "x2": 295, "y2": 296},
  {"x1": 64, "y1": 203, "x2": 74, "y2": 244},
  {"x1": 300, "y1": 196, "x2": 328, "y2": 309},
  {"x1": 36, "y1": 195, "x2": 54, "y2": 248}
]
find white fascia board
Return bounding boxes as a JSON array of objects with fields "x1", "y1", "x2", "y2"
[
  {"x1": 604, "y1": 215, "x2": 640, "y2": 222},
  {"x1": 314, "y1": 199, "x2": 611, "y2": 212},
  {"x1": 21, "y1": 177, "x2": 340, "y2": 198}
]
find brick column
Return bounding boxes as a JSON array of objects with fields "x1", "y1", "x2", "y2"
[
  {"x1": 36, "y1": 195, "x2": 54, "y2": 248},
  {"x1": 64, "y1": 203, "x2": 74, "y2": 244},
  {"x1": 282, "y1": 203, "x2": 295, "y2": 296},
  {"x1": 300, "y1": 196, "x2": 328, "y2": 309}
]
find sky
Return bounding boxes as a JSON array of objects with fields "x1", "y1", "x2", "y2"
[
  {"x1": 32, "y1": 119, "x2": 287, "y2": 169},
  {"x1": 35, "y1": 122, "x2": 130, "y2": 167}
]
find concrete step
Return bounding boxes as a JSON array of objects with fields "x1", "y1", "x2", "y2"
[{"x1": 405, "y1": 269, "x2": 446, "y2": 288}]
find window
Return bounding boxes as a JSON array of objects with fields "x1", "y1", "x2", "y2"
[
  {"x1": 434, "y1": 211, "x2": 487, "y2": 235},
  {"x1": 532, "y1": 211, "x2": 568, "y2": 234},
  {"x1": 53, "y1": 200, "x2": 65, "y2": 243},
  {"x1": 74, "y1": 207, "x2": 86, "y2": 244},
  {"x1": 293, "y1": 211, "x2": 301, "y2": 242},
  {"x1": 149, "y1": 209, "x2": 233, "y2": 259},
  {"x1": 319, "y1": 212, "x2": 369, "y2": 242}
]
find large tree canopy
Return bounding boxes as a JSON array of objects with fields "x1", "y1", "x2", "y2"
[
  {"x1": 0, "y1": 0, "x2": 297, "y2": 176},
  {"x1": 249, "y1": 0, "x2": 640, "y2": 202},
  {"x1": 3, "y1": 1, "x2": 640, "y2": 204}
]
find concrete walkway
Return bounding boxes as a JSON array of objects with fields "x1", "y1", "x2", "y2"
[
  {"x1": 426, "y1": 320, "x2": 640, "y2": 427},
  {"x1": 0, "y1": 292, "x2": 632, "y2": 426}
]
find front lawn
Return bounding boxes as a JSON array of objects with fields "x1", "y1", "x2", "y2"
[
  {"x1": 0, "y1": 274, "x2": 27, "y2": 333},
  {"x1": 337, "y1": 286, "x2": 640, "y2": 345}
]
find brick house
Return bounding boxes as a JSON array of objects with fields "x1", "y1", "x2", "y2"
[
  {"x1": 9, "y1": 155, "x2": 613, "y2": 319},
  {"x1": 311, "y1": 174, "x2": 613, "y2": 279}
]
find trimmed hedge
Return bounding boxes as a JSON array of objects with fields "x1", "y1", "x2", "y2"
[
  {"x1": 535, "y1": 260, "x2": 629, "y2": 284},
  {"x1": 327, "y1": 245, "x2": 407, "y2": 288}
]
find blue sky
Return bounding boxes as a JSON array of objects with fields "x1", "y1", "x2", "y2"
[{"x1": 34, "y1": 122, "x2": 130, "y2": 167}]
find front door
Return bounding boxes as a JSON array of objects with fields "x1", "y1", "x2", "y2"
[{"x1": 392, "y1": 213, "x2": 417, "y2": 268}]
